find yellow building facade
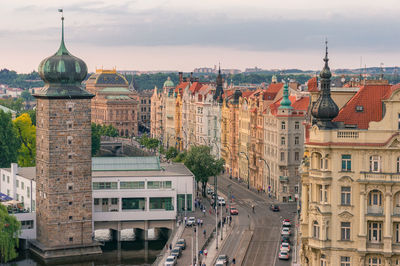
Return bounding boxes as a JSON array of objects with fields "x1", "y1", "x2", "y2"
[{"x1": 301, "y1": 50, "x2": 400, "y2": 265}]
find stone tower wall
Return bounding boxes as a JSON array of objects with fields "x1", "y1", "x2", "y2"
[{"x1": 36, "y1": 98, "x2": 93, "y2": 247}]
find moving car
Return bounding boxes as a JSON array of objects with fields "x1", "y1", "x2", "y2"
[
  {"x1": 207, "y1": 187, "x2": 214, "y2": 195},
  {"x1": 281, "y1": 227, "x2": 291, "y2": 236},
  {"x1": 280, "y1": 242, "x2": 291, "y2": 252},
  {"x1": 217, "y1": 254, "x2": 229, "y2": 264},
  {"x1": 165, "y1": 255, "x2": 177, "y2": 266},
  {"x1": 176, "y1": 238, "x2": 186, "y2": 250},
  {"x1": 170, "y1": 247, "x2": 181, "y2": 258},
  {"x1": 270, "y1": 205, "x2": 280, "y2": 212},
  {"x1": 215, "y1": 260, "x2": 226, "y2": 266},
  {"x1": 186, "y1": 217, "x2": 196, "y2": 226},
  {"x1": 278, "y1": 250, "x2": 290, "y2": 260},
  {"x1": 218, "y1": 196, "x2": 226, "y2": 206},
  {"x1": 281, "y1": 235, "x2": 291, "y2": 244},
  {"x1": 230, "y1": 207, "x2": 239, "y2": 215}
]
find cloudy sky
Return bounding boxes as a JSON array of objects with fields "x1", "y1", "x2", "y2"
[{"x1": 1, "y1": 0, "x2": 400, "y2": 73}]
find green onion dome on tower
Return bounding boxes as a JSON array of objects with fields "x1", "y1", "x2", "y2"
[
  {"x1": 163, "y1": 77, "x2": 175, "y2": 88},
  {"x1": 36, "y1": 14, "x2": 92, "y2": 98}
]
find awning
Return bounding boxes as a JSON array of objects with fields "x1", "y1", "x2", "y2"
[{"x1": 0, "y1": 192, "x2": 13, "y2": 201}]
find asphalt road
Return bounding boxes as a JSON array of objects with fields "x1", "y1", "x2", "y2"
[{"x1": 209, "y1": 175, "x2": 297, "y2": 266}]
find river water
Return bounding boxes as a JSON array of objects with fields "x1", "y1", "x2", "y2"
[{"x1": 5, "y1": 229, "x2": 169, "y2": 266}]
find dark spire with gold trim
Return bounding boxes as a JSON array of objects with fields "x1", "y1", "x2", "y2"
[
  {"x1": 311, "y1": 40, "x2": 339, "y2": 128},
  {"x1": 214, "y1": 63, "x2": 224, "y2": 103},
  {"x1": 35, "y1": 10, "x2": 93, "y2": 98}
]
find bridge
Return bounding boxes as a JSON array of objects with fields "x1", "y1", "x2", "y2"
[{"x1": 99, "y1": 137, "x2": 150, "y2": 157}]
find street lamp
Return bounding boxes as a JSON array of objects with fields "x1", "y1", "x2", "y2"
[
  {"x1": 239, "y1": 151, "x2": 250, "y2": 189},
  {"x1": 259, "y1": 158, "x2": 271, "y2": 195}
]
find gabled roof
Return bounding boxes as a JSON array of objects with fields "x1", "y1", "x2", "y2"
[
  {"x1": 333, "y1": 83, "x2": 392, "y2": 129},
  {"x1": 242, "y1": 90, "x2": 255, "y2": 98},
  {"x1": 263, "y1": 82, "x2": 283, "y2": 100},
  {"x1": 307, "y1": 77, "x2": 318, "y2": 92},
  {"x1": 175, "y1": 82, "x2": 190, "y2": 94}
]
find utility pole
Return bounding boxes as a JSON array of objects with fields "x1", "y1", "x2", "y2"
[
  {"x1": 228, "y1": 184, "x2": 232, "y2": 221},
  {"x1": 196, "y1": 225, "x2": 199, "y2": 265},
  {"x1": 214, "y1": 175, "x2": 218, "y2": 250},
  {"x1": 220, "y1": 198, "x2": 223, "y2": 241}
]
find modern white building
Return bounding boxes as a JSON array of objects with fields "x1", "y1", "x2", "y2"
[
  {"x1": 91, "y1": 156, "x2": 195, "y2": 222},
  {"x1": 0, "y1": 157, "x2": 195, "y2": 240}
]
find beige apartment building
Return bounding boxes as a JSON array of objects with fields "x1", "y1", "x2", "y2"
[{"x1": 300, "y1": 49, "x2": 400, "y2": 265}]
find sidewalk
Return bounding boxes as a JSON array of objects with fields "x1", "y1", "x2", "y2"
[{"x1": 202, "y1": 220, "x2": 234, "y2": 266}]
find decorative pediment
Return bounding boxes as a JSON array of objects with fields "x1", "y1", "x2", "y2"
[
  {"x1": 388, "y1": 138, "x2": 400, "y2": 149},
  {"x1": 338, "y1": 176, "x2": 354, "y2": 183},
  {"x1": 338, "y1": 211, "x2": 353, "y2": 220}
]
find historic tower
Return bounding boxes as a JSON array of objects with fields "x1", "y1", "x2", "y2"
[{"x1": 32, "y1": 12, "x2": 101, "y2": 258}]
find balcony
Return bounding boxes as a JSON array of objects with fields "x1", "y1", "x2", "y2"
[
  {"x1": 367, "y1": 206, "x2": 384, "y2": 216},
  {"x1": 309, "y1": 170, "x2": 332, "y2": 179},
  {"x1": 359, "y1": 172, "x2": 400, "y2": 182},
  {"x1": 280, "y1": 176, "x2": 289, "y2": 182},
  {"x1": 367, "y1": 242, "x2": 384, "y2": 251}
]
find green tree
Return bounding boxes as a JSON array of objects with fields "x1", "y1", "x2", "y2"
[
  {"x1": 0, "y1": 204, "x2": 21, "y2": 263},
  {"x1": 173, "y1": 151, "x2": 186, "y2": 163},
  {"x1": 0, "y1": 110, "x2": 20, "y2": 168},
  {"x1": 13, "y1": 113, "x2": 36, "y2": 166},
  {"x1": 23, "y1": 109, "x2": 36, "y2": 126},
  {"x1": 21, "y1": 90, "x2": 34, "y2": 102},
  {"x1": 166, "y1": 147, "x2": 178, "y2": 160},
  {"x1": 184, "y1": 146, "x2": 224, "y2": 197},
  {"x1": 0, "y1": 98, "x2": 24, "y2": 113},
  {"x1": 100, "y1": 124, "x2": 118, "y2": 137},
  {"x1": 91, "y1": 123, "x2": 101, "y2": 156}
]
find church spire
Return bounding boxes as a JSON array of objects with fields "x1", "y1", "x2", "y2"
[
  {"x1": 279, "y1": 82, "x2": 293, "y2": 109},
  {"x1": 311, "y1": 40, "x2": 339, "y2": 129},
  {"x1": 56, "y1": 9, "x2": 69, "y2": 56},
  {"x1": 214, "y1": 62, "x2": 224, "y2": 103}
]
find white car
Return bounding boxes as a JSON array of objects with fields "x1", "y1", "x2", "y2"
[
  {"x1": 218, "y1": 196, "x2": 226, "y2": 206},
  {"x1": 282, "y1": 220, "x2": 291, "y2": 227},
  {"x1": 278, "y1": 250, "x2": 290, "y2": 260},
  {"x1": 215, "y1": 260, "x2": 226, "y2": 266},
  {"x1": 280, "y1": 242, "x2": 290, "y2": 252},
  {"x1": 165, "y1": 255, "x2": 176, "y2": 266},
  {"x1": 281, "y1": 227, "x2": 291, "y2": 236},
  {"x1": 186, "y1": 217, "x2": 196, "y2": 226}
]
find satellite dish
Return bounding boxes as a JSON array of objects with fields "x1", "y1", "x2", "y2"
[{"x1": 355, "y1": 78, "x2": 360, "y2": 82}]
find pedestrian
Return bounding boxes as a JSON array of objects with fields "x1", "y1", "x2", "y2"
[
  {"x1": 204, "y1": 249, "x2": 208, "y2": 257},
  {"x1": 169, "y1": 243, "x2": 172, "y2": 250},
  {"x1": 200, "y1": 219, "x2": 203, "y2": 227},
  {"x1": 203, "y1": 208, "x2": 206, "y2": 216},
  {"x1": 184, "y1": 216, "x2": 187, "y2": 226},
  {"x1": 197, "y1": 218, "x2": 200, "y2": 226},
  {"x1": 232, "y1": 258, "x2": 236, "y2": 264},
  {"x1": 203, "y1": 229, "x2": 206, "y2": 238}
]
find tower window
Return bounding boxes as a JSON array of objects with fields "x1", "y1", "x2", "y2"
[
  {"x1": 68, "y1": 185, "x2": 73, "y2": 191},
  {"x1": 355, "y1": 105, "x2": 364, "y2": 112},
  {"x1": 68, "y1": 107, "x2": 72, "y2": 112},
  {"x1": 69, "y1": 216, "x2": 72, "y2": 220},
  {"x1": 69, "y1": 237, "x2": 73, "y2": 242},
  {"x1": 69, "y1": 202, "x2": 72, "y2": 206},
  {"x1": 68, "y1": 139, "x2": 72, "y2": 145}
]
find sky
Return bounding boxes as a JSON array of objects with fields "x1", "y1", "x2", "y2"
[{"x1": 1, "y1": 0, "x2": 400, "y2": 73}]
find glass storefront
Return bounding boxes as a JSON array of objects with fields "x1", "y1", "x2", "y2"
[
  {"x1": 122, "y1": 198, "x2": 146, "y2": 210},
  {"x1": 149, "y1": 197, "x2": 174, "y2": 211}
]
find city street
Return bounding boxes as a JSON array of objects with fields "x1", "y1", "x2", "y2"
[{"x1": 209, "y1": 174, "x2": 297, "y2": 266}]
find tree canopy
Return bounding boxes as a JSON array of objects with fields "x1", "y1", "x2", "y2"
[
  {"x1": 0, "y1": 204, "x2": 21, "y2": 263},
  {"x1": 138, "y1": 134, "x2": 160, "y2": 150},
  {"x1": 184, "y1": 145, "x2": 224, "y2": 196},
  {"x1": 91, "y1": 123, "x2": 119, "y2": 156},
  {"x1": 0, "y1": 110, "x2": 20, "y2": 168},
  {"x1": 13, "y1": 113, "x2": 36, "y2": 167},
  {"x1": 0, "y1": 98, "x2": 24, "y2": 113}
]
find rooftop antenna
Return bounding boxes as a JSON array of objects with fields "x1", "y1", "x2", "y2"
[
  {"x1": 380, "y1": 63, "x2": 384, "y2": 80},
  {"x1": 359, "y1": 56, "x2": 362, "y2": 81}
]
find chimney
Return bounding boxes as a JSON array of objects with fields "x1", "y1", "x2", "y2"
[
  {"x1": 11, "y1": 163, "x2": 18, "y2": 175},
  {"x1": 190, "y1": 72, "x2": 193, "y2": 82},
  {"x1": 179, "y1": 72, "x2": 183, "y2": 84}
]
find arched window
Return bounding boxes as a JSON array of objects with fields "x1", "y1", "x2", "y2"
[
  {"x1": 120, "y1": 129, "x2": 124, "y2": 136},
  {"x1": 313, "y1": 221, "x2": 320, "y2": 239},
  {"x1": 125, "y1": 129, "x2": 129, "y2": 137},
  {"x1": 368, "y1": 190, "x2": 382, "y2": 206},
  {"x1": 370, "y1": 155, "x2": 381, "y2": 172},
  {"x1": 312, "y1": 153, "x2": 322, "y2": 169}
]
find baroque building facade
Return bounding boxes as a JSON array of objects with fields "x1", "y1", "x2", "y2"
[
  {"x1": 86, "y1": 69, "x2": 138, "y2": 137},
  {"x1": 300, "y1": 47, "x2": 400, "y2": 265}
]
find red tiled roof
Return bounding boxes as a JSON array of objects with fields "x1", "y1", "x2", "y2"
[
  {"x1": 269, "y1": 96, "x2": 310, "y2": 115},
  {"x1": 175, "y1": 82, "x2": 189, "y2": 93},
  {"x1": 189, "y1": 82, "x2": 203, "y2": 93},
  {"x1": 307, "y1": 77, "x2": 318, "y2": 92},
  {"x1": 242, "y1": 91, "x2": 255, "y2": 98},
  {"x1": 333, "y1": 84, "x2": 392, "y2": 129},
  {"x1": 222, "y1": 90, "x2": 235, "y2": 99},
  {"x1": 383, "y1": 83, "x2": 400, "y2": 99},
  {"x1": 263, "y1": 83, "x2": 283, "y2": 100}
]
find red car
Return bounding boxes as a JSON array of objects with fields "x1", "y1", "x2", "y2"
[{"x1": 230, "y1": 207, "x2": 239, "y2": 215}]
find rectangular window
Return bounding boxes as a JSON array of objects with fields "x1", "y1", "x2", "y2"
[
  {"x1": 368, "y1": 222, "x2": 382, "y2": 243},
  {"x1": 281, "y1": 152, "x2": 285, "y2": 161},
  {"x1": 295, "y1": 136, "x2": 299, "y2": 145},
  {"x1": 7, "y1": 176, "x2": 9, "y2": 183},
  {"x1": 16, "y1": 180, "x2": 19, "y2": 188},
  {"x1": 27, "y1": 187, "x2": 30, "y2": 198},
  {"x1": 21, "y1": 182, "x2": 24, "y2": 189},
  {"x1": 92, "y1": 182, "x2": 118, "y2": 190},
  {"x1": 341, "y1": 155, "x2": 351, "y2": 171},
  {"x1": 94, "y1": 198, "x2": 100, "y2": 205},
  {"x1": 295, "y1": 121, "x2": 300, "y2": 129},
  {"x1": 120, "y1": 181, "x2": 145, "y2": 189},
  {"x1": 281, "y1": 137, "x2": 285, "y2": 145},
  {"x1": 396, "y1": 223, "x2": 400, "y2": 243},
  {"x1": 122, "y1": 198, "x2": 146, "y2": 210},
  {"x1": 340, "y1": 256, "x2": 351, "y2": 266},
  {"x1": 16, "y1": 194, "x2": 19, "y2": 201},
  {"x1": 281, "y1": 121, "x2": 286, "y2": 130},
  {"x1": 341, "y1": 222, "x2": 351, "y2": 240},
  {"x1": 398, "y1": 113, "x2": 400, "y2": 130},
  {"x1": 21, "y1": 196, "x2": 24, "y2": 203},
  {"x1": 295, "y1": 152, "x2": 299, "y2": 161},
  {"x1": 341, "y1": 187, "x2": 351, "y2": 205},
  {"x1": 111, "y1": 198, "x2": 119, "y2": 205},
  {"x1": 149, "y1": 197, "x2": 174, "y2": 211},
  {"x1": 32, "y1": 200, "x2": 35, "y2": 211},
  {"x1": 370, "y1": 156, "x2": 381, "y2": 172},
  {"x1": 147, "y1": 181, "x2": 172, "y2": 189}
]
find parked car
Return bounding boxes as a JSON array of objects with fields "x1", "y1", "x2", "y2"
[
  {"x1": 218, "y1": 197, "x2": 226, "y2": 206},
  {"x1": 280, "y1": 242, "x2": 291, "y2": 252},
  {"x1": 207, "y1": 187, "x2": 214, "y2": 194},
  {"x1": 270, "y1": 205, "x2": 280, "y2": 212},
  {"x1": 278, "y1": 250, "x2": 290, "y2": 260},
  {"x1": 282, "y1": 219, "x2": 291, "y2": 227},
  {"x1": 230, "y1": 207, "x2": 239, "y2": 215},
  {"x1": 170, "y1": 247, "x2": 181, "y2": 258},
  {"x1": 281, "y1": 235, "x2": 291, "y2": 244},
  {"x1": 176, "y1": 238, "x2": 186, "y2": 250},
  {"x1": 165, "y1": 255, "x2": 177, "y2": 266},
  {"x1": 281, "y1": 227, "x2": 291, "y2": 236},
  {"x1": 186, "y1": 217, "x2": 196, "y2": 226},
  {"x1": 217, "y1": 254, "x2": 229, "y2": 264}
]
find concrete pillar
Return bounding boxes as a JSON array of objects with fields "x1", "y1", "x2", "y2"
[
  {"x1": 301, "y1": 184, "x2": 309, "y2": 220},
  {"x1": 359, "y1": 192, "x2": 366, "y2": 235},
  {"x1": 144, "y1": 220, "x2": 149, "y2": 263},
  {"x1": 117, "y1": 221, "x2": 121, "y2": 263}
]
